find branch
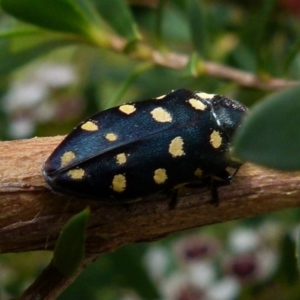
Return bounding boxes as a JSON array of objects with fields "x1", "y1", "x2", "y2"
[
  {"x1": 2, "y1": 136, "x2": 300, "y2": 299},
  {"x1": 1, "y1": 136, "x2": 300, "y2": 255},
  {"x1": 19, "y1": 256, "x2": 98, "y2": 300},
  {"x1": 107, "y1": 35, "x2": 298, "y2": 91}
]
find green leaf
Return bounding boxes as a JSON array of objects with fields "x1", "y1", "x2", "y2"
[
  {"x1": 183, "y1": 52, "x2": 200, "y2": 77},
  {"x1": 242, "y1": 0, "x2": 278, "y2": 66},
  {"x1": 284, "y1": 37, "x2": 300, "y2": 72},
  {"x1": 279, "y1": 234, "x2": 298, "y2": 284},
  {"x1": 1, "y1": 0, "x2": 106, "y2": 44},
  {"x1": 187, "y1": 0, "x2": 209, "y2": 58},
  {"x1": 254, "y1": 0, "x2": 277, "y2": 48},
  {"x1": 0, "y1": 26, "x2": 41, "y2": 38},
  {"x1": 108, "y1": 245, "x2": 160, "y2": 299},
  {"x1": 104, "y1": 62, "x2": 154, "y2": 109},
  {"x1": 233, "y1": 85, "x2": 300, "y2": 171},
  {"x1": 154, "y1": 0, "x2": 168, "y2": 45},
  {"x1": 93, "y1": 0, "x2": 140, "y2": 41},
  {"x1": 296, "y1": 231, "x2": 300, "y2": 274},
  {"x1": 53, "y1": 208, "x2": 90, "y2": 277},
  {"x1": 0, "y1": 36, "x2": 72, "y2": 77}
]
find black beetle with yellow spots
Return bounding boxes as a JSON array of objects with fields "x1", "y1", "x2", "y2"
[{"x1": 43, "y1": 89, "x2": 247, "y2": 203}]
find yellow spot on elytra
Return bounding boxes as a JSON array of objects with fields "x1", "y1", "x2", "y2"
[
  {"x1": 194, "y1": 168, "x2": 203, "y2": 177},
  {"x1": 67, "y1": 168, "x2": 85, "y2": 180},
  {"x1": 154, "y1": 168, "x2": 168, "y2": 184},
  {"x1": 210, "y1": 130, "x2": 222, "y2": 149},
  {"x1": 150, "y1": 107, "x2": 172, "y2": 123},
  {"x1": 156, "y1": 94, "x2": 166, "y2": 100},
  {"x1": 112, "y1": 174, "x2": 126, "y2": 192},
  {"x1": 188, "y1": 98, "x2": 207, "y2": 111},
  {"x1": 169, "y1": 136, "x2": 185, "y2": 157},
  {"x1": 105, "y1": 133, "x2": 118, "y2": 141},
  {"x1": 81, "y1": 120, "x2": 98, "y2": 131},
  {"x1": 119, "y1": 104, "x2": 136, "y2": 115},
  {"x1": 61, "y1": 151, "x2": 76, "y2": 167},
  {"x1": 115, "y1": 153, "x2": 127, "y2": 165},
  {"x1": 196, "y1": 92, "x2": 216, "y2": 100}
]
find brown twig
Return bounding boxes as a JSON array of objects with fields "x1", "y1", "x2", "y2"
[
  {"x1": 19, "y1": 256, "x2": 98, "y2": 300},
  {"x1": 1, "y1": 137, "x2": 300, "y2": 298},
  {"x1": 107, "y1": 35, "x2": 298, "y2": 91},
  {"x1": 1, "y1": 136, "x2": 300, "y2": 254}
]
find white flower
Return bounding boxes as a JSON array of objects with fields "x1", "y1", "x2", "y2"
[
  {"x1": 174, "y1": 234, "x2": 220, "y2": 263},
  {"x1": 34, "y1": 64, "x2": 77, "y2": 88},
  {"x1": 161, "y1": 272, "x2": 205, "y2": 300},
  {"x1": 8, "y1": 117, "x2": 34, "y2": 138},
  {"x1": 3, "y1": 81, "x2": 47, "y2": 112},
  {"x1": 34, "y1": 102, "x2": 56, "y2": 122},
  {"x1": 187, "y1": 261, "x2": 216, "y2": 288},
  {"x1": 228, "y1": 228, "x2": 260, "y2": 253},
  {"x1": 3, "y1": 63, "x2": 77, "y2": 113},
  {"x1": 258, "y1": 222, "x2": 284, "y2": 247},
  {"x1": 256, "y1": 249, "x2": 278, "y2": 281},
  {"x1": 144, "y1": 246, "x2": 170, "y2": 280},
  {"x1": 206, "y1": 277, "x2": 240, "y2": 300}
]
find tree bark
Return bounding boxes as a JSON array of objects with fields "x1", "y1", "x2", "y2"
[{"x1": 1, "y1": 136, "x2": 300, "y2": 255}]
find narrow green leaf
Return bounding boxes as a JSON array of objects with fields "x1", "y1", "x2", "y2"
[
  {"x1": 187, "y1": 0, "x2": 209, "y2": 58},
  {"x1": 284, "y1": 37, "x2": 300, "y2": 72},
  {"x1": 154, "y1": 0, "x2": 168, "y2": 45},
  {"x1": 278, "y1": 234, "x2": 299, "y2": 283},
  {"x1": 183, "y1": 52, "x2": 200, "y2": 77},
  {"x1": 1, "y1": 0, "x2": 105, "y2": 44},
  {"x1": 243, "y1": 0, "x2": 278, "y2": 65},
  {"x1": 296, "y1": 231, "x2": 300, "y2": 274},
  {"x1": 109, "y1": 245, "x2": 160, "y2": 299},
  {"x1": 53, "y1": 208, "x2": 90, "y2": 277},
  {"x1": 233, "y1": 85, "x2": 300, "y2": 171},
  {"x1": 93, "y1": 0, "x2": 140, "y2": 41},
  {"x1": 0, "y1": 27, "x2": 41, "y2": 38},
  {"x1": 0, "y1": 37, "x2": 72, "y2": 77},
  {"x1": 104, "y1": 62, "x2": 154, "y2": 109}
]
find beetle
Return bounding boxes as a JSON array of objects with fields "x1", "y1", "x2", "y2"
[{"x1": 43, "y1": 89, "x2": 247, "y2": 203}]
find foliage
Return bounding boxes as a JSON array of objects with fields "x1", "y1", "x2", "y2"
[
  {"x1": 53, "y1": 208, "x2": 90, "y2": 277},
  {"x1": 1, "y1": 0, "x2": 300, "y2": 299}
]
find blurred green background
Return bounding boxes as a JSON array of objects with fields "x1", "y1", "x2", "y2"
[{"x1": 1, "y1": 0, "x2": 300, "y2": 299}]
